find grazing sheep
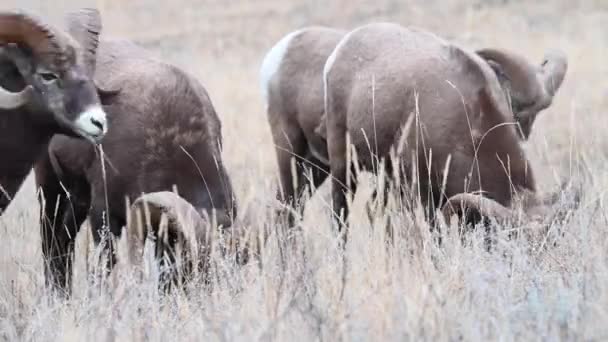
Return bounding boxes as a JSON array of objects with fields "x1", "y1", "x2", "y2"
[
  {"x1": 322, "y1": 22, "x2": 567, "y2": 231},
  {"x1": 0, "y1": 9, "x2": 109, "y2": 213},
  {"x1": 35, "y1": 9, "x2": 236, "y2": 292},
  {"x1": 260, "y1": 26, "x2": 345, "y2": 226},
  {"x1": 260, "y1": 25, "x2": 566, "y2": 229}
]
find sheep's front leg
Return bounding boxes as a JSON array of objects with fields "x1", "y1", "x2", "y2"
[
  {"x1": 327, "y1": 127, "x2": 351, "y2": 241},
  {"x1": 269, "y1": 107, "x2": 312, "y2": 229},
  {"x1": 88, "y1": 202, "x2": 124, "y2": 278},
  {"x1": 35, "y1": 154, "x2": 89, "y2": 295}
]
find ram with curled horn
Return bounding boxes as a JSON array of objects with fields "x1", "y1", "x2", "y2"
[
  {"x1": 34, "y1": 8, "x2": 237, "y2": 294},
  {"x1": 0, "y1": 8, "x2": 109, "y2": 215}
]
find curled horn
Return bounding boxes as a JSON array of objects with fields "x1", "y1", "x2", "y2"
[
  {"x1": 65, "y1": 8, "x2": 102, "y2": 77},
  {"x1": 0, "y1": 11, "x2": 72, "y2": 70},
  {"x1": 126, "y1": 192, "x2": 213, "y2": 283},
  {"x1": 476, "y1": 48, "x2": 542, "y2": 106},
  {"x1": 0, "y1": 11, "x2": 70, "y2": 108},
  {"x1": 441, "y1": 193, "x2": 513, "y2": 226},
  {"x1": 0, "y1": 85, "x2": 32, "y2": 109},
  {"x1": 64, "y1": 9, "x2": 121, "y2": 102},
  {"x1": 95, "y1": 80, "x2": 121, "y2": 104}
]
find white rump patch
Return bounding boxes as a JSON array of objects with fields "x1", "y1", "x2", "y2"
[
  {"x1": 259, "y1": 29, "x2": 307, "y2": 104},
  {"x1": 322, "y1": 27, "x2": 363, "y2": 118},
  {"x1": 74, "y1": 105, "x2": 108, "y2": 139}
]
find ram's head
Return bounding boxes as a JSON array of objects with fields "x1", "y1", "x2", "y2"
[
  {"x1": 478, "y1": 48, "x2": 568, "y2": 139},
  {"x1": 0, "y1": 8, "x2": 110, "y2": 143}
]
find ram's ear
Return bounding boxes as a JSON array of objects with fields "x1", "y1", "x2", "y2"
[{"x1": 96, "y1": 81, "x2": 120, "y2": 105}]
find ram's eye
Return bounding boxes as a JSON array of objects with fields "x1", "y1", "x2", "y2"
[{"x1": 39, "y1": 72, "x2": 58, "y2": 82}]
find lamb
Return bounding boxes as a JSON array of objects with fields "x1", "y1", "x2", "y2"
[
  {"x1": 0, "y1": 9, "x2": 108, "y2": 213},
  {"x1": 260, "y1": 26, "x2": 345, "y2": 226},
  {"x1": 322, "y1": 22, "x2": 567, "y2": 232},
  {"x1": 34, "y1": 8, "x2": 237, "y2": 293}
]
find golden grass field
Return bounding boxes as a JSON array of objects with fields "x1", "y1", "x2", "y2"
[{"x1": 1, "y1": 0, "x2": 608, "y2": 340}]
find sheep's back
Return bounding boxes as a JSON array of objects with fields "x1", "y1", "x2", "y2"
[{"x1": 86, "y1": 40, "x2": 225, "y2": 213}]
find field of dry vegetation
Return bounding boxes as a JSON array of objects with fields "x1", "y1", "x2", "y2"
[{"x1": 1, "y1": 0, "x2": 608, "y2": 340}]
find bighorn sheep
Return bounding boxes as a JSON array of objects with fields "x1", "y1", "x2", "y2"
[
  {"x1": 34, "y1": 9, "x2": 236, "y2": 292},
  {"x1": 322, "y1": 23, "x2": 567, "y2": 230},
  {"x1": 261, "y1": 24, "x2": 566, "y2": 228},
  {"x1": 260, "y1": 26, "x2": 345, "y2": 225},
  {"x1": 0, "y1": 9, "x2": 108, "y2": 213}
]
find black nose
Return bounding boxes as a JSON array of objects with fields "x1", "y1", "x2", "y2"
[{"x1": 91, "y1": 118, "x2": 104, "y2": 131}]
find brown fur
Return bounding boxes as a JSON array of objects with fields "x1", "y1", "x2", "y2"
[
  {"x1": 35, "y1": 38, "x2": 236, "y2": 293},
  {"x1": 262, "y1": 25, "x2": 566, "y2": 229},
  {"x1": 323, "y1": 23, "x2": 565, "y2": 231},
  {"x1": 262, "y1": 26, "x2": 345, "y2": 225},
  {"x1": 0, "y1": 9, "x2": 106, "y2": 214}
]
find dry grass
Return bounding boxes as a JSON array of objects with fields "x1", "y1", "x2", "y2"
[{"x1": 1, "y1": 0, "x2": 608, "y2": 341}]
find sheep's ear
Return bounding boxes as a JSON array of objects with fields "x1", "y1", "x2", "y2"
[
  {"x1": 441, "y1": 193, "x2": 512, "y2": 226},
  {"x1": 96, "y1": 81, "x2": 120, "y2": 105},
  {"x1": 65, "y1": 8, "x2": 102, "y2": 77}
]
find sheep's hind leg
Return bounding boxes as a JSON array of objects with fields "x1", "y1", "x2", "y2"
[
  {"x1": 292, "y1": 148, "x2": 330, "y2": 221},
  {"x1": 271, "y1": 117, "x2": 309, "y2": 229}
]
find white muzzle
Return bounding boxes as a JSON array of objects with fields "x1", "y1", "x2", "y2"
[{"x1": 74, "y1": 105, "x2": 108, "y2": 141}]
